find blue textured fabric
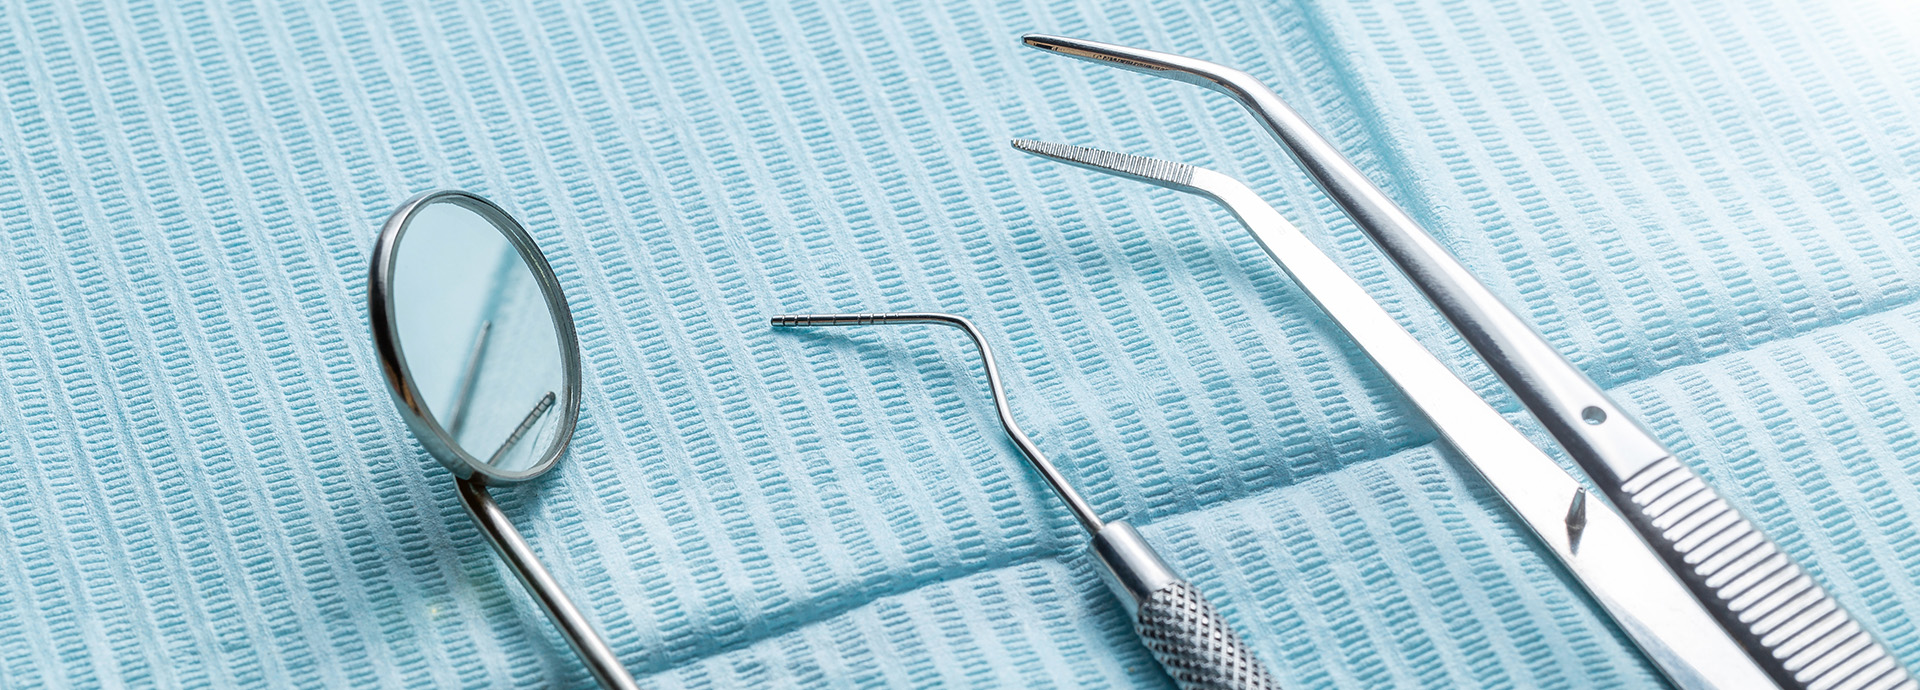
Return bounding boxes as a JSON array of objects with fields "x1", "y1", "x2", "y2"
[{"x1": 4, "y1": 0, "x2": 1920, "y2": 687}]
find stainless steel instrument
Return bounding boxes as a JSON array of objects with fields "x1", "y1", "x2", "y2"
[
  {"x1": 1013, "y1": 138, "x2": 1774, "y2": 690},
  {"x1": 370, "y1": 190, "x2": 639, "y2": 690},
  {"x1": 773, "y1": 312, "x2": 1281, "y2": 690},
  {"x1": 1021, "y1": 34, "x2": 1919, "y2": 690}
]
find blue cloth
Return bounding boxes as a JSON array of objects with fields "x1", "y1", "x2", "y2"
[{"x1": 3, "y1": 0, "x2": 1919, "y2": 687}]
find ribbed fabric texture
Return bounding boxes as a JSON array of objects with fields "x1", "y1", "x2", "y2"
[{"x1": 2, "y1": 0, "x2": 1918, "y2": 687}]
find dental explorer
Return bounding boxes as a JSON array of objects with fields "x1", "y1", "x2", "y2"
[
  {"x1": 1021, "y1": 35, "x2": 1917, "y2": 690},
  {"x1": 772, "y1": 312, "x2": 1280, "y2": 690},
  {"x1": 1013, "y1": 139, "x2": 1775, "y2": 690}
]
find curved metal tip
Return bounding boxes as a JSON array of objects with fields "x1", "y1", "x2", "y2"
[
  {"x1": 1020, "y1": 34, "x2": 1087, "y2": 55},
  {"x1": 771, "y1": 309, "x2": 1106, "y2": 533},
  {"x1": 1020, "y1": 33, "x2": 1177, "y2": 73},
  {"x1": 1012, "y1": 139, "x2": 1198, "y2": 190},
  {"x1": 1018, "y1": 34, "x2": 1264, "y2": 102}
]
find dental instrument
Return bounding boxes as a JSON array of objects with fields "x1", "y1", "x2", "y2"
[
  {"x1": 1013, "y1": 138, "x2": 1775, "y2": 690},
  {"x1": 773, "y1": 311, "x2": 1280, "y2": 690},
  {"x1": 1020, "y1": 35, "x2": 1917, "y2": 690},
  {"x1": 370, "y1": 190, "x2": 639, "y2": 690}
]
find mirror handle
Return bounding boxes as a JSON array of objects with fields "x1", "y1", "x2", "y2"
[{"x1": 456, "y1": 477, "x2": 641, "y2": 690}]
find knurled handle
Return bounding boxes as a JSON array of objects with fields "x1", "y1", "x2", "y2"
[
  {"x1": 1135, "y1": 580, "x2": 1282, "y2": 690},
  {"x1": 1622, "y1": 457, "x2": 1917, "y2": 690}
]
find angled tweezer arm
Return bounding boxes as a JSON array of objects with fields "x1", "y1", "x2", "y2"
[
  {"x1": 1014, "y1": 139, "x2": 1774, "y2": 690},
  {"x1": 1023, "y1": 34, "x2": 1917, "y2": 690}
]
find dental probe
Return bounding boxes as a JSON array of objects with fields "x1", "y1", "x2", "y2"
[
  {"x1": 773, "y1": 311, "x2": 1279, "y2": 690},
  {"x1": 1021, "y1": 35, "x2": 1917, "y2": 690},
  {"x1": 1013, "y1": 138, "x2": 1776, "y2": 690}
]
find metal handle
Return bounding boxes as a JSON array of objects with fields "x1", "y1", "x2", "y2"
[
  {"x1": 1621, "y1": 460, "x2": 1917, "y2": 690},
  {"x1": 1091, "y1": 522, "x2": 1281, "y2": 690},
  {"x1": 1013, "y1": 137, "x2": 1778, "y2": 689},
  {"x1": 457, "y1": 477, "x2": 641, "y2": 690},
  {"x1": 1137, "y1": 581, "x2": 1281, "y2": 690},
  {"x1": 1014, "y1": 35, "x2": 1916, "y2": 690}
]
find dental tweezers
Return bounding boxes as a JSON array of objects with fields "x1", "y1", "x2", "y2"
[
  {"x1": 1014, "y1": 138, "x2": 1772, "y2": 690},
  {"x1": 773, "y1": 312, "x2": 1281, "y2": 690},
  {"x1": 1021, "y1": 35, "x2": 1918, "y2": 690}
]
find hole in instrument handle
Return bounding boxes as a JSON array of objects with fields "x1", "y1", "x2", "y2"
[{"x1": 1582, "y1": 406, "x2": 1607, "y2": 425}]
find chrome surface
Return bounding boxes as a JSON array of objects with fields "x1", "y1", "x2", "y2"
[
  {"x1": 1021, "y1": 33, "x2": 1672, "y2": 484},
  {"x1": 1135, "y1": 579, "x2": 1281, "y2": 690},
  {"x1": 1021, "y1": 34, "x2": 1920, "y2": 690},
  {"x1": 1091, "y1": 521, "x2": 1180, "y2": 616},
  {"x1": 370, "y1": 190, "x2": 636, "y2": 690},
  {"x1": 1014, "y1": 138, "x2": 1779, "y2": 690},
  {"x1": 771, "y1": 312, "x2": 1104, "y2": 533},
  {"x1": 459, "y1": 477, "x2": 641, "y2": 690},
  {"x1": 773, "y1": 311, "x2": 1281, "y2": 689},
  {"x1": 369, "y1": 189, "x2": 581, "y2": 482}
]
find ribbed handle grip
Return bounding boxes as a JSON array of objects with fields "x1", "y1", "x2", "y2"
[
  {"x1": 1135, "y1": 581, "x2": 1281, "y2": 690},
  {"x1": 1622, "y1": 458, "x2": 1917, "y2": 690}
]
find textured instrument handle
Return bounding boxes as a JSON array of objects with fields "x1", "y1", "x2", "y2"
[
  {"x1": 1135, "y1": 581, "x2": 1281, "y2": 690},
  {"x1": 1623, "y1": 458, "x2": 1917, "y2": 690}
]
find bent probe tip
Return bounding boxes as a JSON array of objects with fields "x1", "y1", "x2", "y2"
[
  {"x1": 770, "y1": 310, "x2": 1105, "y2": 534},
  {"x1": 773, "y1": 309, "x2": 1282, "y2": 689}
]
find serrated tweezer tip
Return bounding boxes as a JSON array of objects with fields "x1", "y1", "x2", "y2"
[{"x1": 1010, "y1": 139, "x2": 1196, "y2": 187}]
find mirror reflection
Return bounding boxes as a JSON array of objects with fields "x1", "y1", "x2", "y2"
[{"x1": 392, "y1": 199, "x2": 567, "y2": 474}]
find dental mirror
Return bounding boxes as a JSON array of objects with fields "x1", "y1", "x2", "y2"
[{"x1": 369, "y1": 190, "x2": 637, "y2": 690}]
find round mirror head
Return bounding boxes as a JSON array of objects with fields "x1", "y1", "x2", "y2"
[{"x1": 370, "y1": 190, "x2": 582, "y2": 482}]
